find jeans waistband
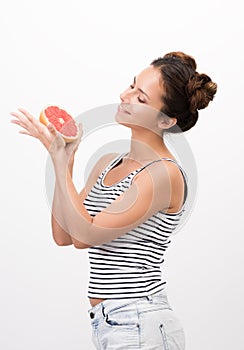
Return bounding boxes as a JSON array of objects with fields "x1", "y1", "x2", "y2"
[{"x1": 88, "y1": 289, "x2": 169, "y2": 320}]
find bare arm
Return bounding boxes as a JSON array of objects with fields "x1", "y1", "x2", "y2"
[
  {"x1": 51, "y1": 155, "x2": 75, "y2": 246},
  {"x1": 51, "y1": 184, "x2": 91, "y2": 248},
  {"x1": 51, "y1": 153, "x2": 119, "y2": 249}
]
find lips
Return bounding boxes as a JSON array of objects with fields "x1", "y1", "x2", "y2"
[{"x1": 118, "y1": 104, "x2": 131, "y2": 114}]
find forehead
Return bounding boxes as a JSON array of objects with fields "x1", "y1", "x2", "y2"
[
  {"x1": 137, "y1": 65, "x2": 163, "y2": 100},
  {"x1": 137, "y1": 66, "x2": 162, "y2": 91}
]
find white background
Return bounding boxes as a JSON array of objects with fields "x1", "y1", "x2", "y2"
[{"x1": 1, "y1": 0, "x2": 244, "y2": 349}]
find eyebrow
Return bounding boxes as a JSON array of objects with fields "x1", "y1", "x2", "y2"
[{"x1": 134, "y1": 76, "x2": 151, "y2": 100}]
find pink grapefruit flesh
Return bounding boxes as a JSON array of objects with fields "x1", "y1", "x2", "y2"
[{"x1": 39, "y1": 105, "x2": 79, "y2": 143}]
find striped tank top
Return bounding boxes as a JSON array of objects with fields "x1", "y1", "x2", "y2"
[{"x1": 83, "y1": 152, "x2": 188, "y2": 299}]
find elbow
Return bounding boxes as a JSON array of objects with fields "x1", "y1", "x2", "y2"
[
  {"x1": 72, "y1": 238, "x2": 91, "y2": 249},
  {"x1": 53, "y1": 237, "x2": 73, "y2": 247},
  {"x1": 55, "y1": 241, "x2": 73, "y2": 247}
]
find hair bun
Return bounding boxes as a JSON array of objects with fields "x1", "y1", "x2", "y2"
[
  {"x1": 151, "y1": 51, "x2": 218, "y2": 133},
  {"x1": 186, "y1": 72, "x2": 217, "y2": 111}
]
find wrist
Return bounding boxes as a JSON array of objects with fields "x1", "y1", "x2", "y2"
[
  {"x1": 68, "y1": 152, "x2": 75, "y2": 163},
  {"x1": 68, "y1": 153, "x2": 75, "y2": 175},
  {"x1": 51, "y1": 153, "x2": 68, "y2": 173}
]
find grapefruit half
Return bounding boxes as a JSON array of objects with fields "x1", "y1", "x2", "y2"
[{"x1": 39, "y1": 105, "x2": 79, "y2": 143}]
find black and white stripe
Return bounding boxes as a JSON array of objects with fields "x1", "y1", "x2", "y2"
[{"x1": 83, "y1": 152, "x2": 188, "y2": 299}]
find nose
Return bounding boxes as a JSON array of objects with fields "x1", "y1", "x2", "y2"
[
  {"x1": 120, "y1": 88, "x2": 132, "y2": 103},
  {"x1": 120, "y1": 91, "x2": 127, "y2": 103}
]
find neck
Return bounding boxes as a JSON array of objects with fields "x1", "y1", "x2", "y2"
[{"x1": 125, "y1": 128, "x2": 170, "y2": 162}]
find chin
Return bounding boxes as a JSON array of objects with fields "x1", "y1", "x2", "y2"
[{"x1": 114, "y1": 111, "x2": 131, "y2": 126}]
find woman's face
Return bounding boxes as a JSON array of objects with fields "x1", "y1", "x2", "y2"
[{"x1": 115, "y1": 65, "x2": 168, "y2": 133}]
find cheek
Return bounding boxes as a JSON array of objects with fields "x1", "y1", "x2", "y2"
[
  {"x1": 130, "y1": 104, "x2": 158, "y2": 119},
  {"x1": 129, "y1": 105, "x2": 159, "y2": 129}
]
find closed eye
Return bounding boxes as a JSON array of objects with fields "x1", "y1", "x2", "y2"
[
  {"x1": 138, "y1": 97, "x2": 145, "y2": 103},
  {"x1": 130, "y1": 84, "x2": 146, "y2": 103}
]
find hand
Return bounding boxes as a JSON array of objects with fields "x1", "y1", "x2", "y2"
[
  {"x1": 47, "y1": 122, "x2": 83, "y2": 164},
  {"x1": 10, "y1": 108, "x2": 83, "y2": 163}
]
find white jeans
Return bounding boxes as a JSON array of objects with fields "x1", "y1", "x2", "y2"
[{"x1": 88, "y1": 290, "x2": 185, "y2": 349}]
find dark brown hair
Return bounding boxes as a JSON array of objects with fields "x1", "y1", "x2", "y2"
[{"x1": 151, "y1": 51, "x2": 217, "y2": 133}]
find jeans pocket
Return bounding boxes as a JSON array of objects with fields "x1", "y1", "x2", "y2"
[
  {"x1": 105, "y1": 315, "x2": 139, "y2": 328},
  {"x1": 159, "y1": 319, "x2": 185, "y2": 350},
  {"x1": 104, "y1": 308, "x2": 139, "y2": 329}
]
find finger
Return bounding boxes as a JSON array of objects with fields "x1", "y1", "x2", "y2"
[
  {"x1": 11, "y1": 112, "x2": 48, "y2": 141},
  {"x1": 78, "y1": 123, "x2": 83, "y2": 133},
  {"x1": 10, "y1": 119, "x2": 29, "y2": 131},
  {"x1": 10, "y1": 111, "x2": 20, "y2": 118},
  {"x1": 17, "y1": 107, "x2": 35, "y2": 122},
  {"x1": 10, "y1": 112, "x2": 27, "y2": 123},
  {"x1": 10, "y1": 110, "x2": 37, "y2": 133},
  {"x1": 57, "y1": 134, "x2": 66, "y2": 146},
  {"x1": 10, "y1": 118, "x2": 21, "y2": 124},
  {"x1": 10, "y1": 115, "x2": 36, "y2": 135},
  {"x1": 77, "y1": 123, "x2": 83, "y2": 139},
  {"x1": 17, "y1": 108, "x2": 43, "y2": 131},
  {"x1": 47, "y1": 123, "x2": 58, "y2": 135},
  {"x1": 15, "y1": 122, "x2": 37, "y2": 137},
  {"x1": 18, "y1": 130, "x2": 33, "y2": 136}
]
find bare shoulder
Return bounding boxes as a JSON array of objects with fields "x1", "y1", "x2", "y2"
[
  {"x1": 154, "y1": 158, "x2": 185, "y2": 190},
  {"x1": 133, "y1": 156, "x2": 182, "y2": 182},
  {"x1": 81, "y1": 153, "x2": 120, "y2": 196},
  {"x1": 131, "y1": 157, "x2": 185, "y2": 212},
  {"x1": 97, "y1": 152, "x2": 120, "y2": 173},
  {"x1": 90, "y1": 152, "x2": 120, "y2": 178}
]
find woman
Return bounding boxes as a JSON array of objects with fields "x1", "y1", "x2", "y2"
[{"x1": 10, "y1": 51, "x2": 217, "y2": 349}]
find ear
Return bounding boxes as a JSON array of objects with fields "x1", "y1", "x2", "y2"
[{"x1": 157, "y1": 116, "x2": 177, "y2": 130}]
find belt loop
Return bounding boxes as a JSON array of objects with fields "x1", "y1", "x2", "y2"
[{"x1": 101, "y1": 303, "x2": 105, "y2": 317}]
